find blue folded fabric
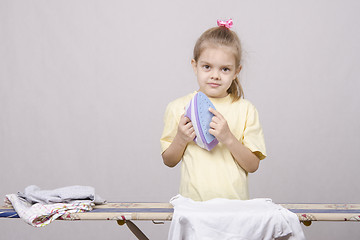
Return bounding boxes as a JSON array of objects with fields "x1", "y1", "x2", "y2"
[
  {"x1": 185, "y1": 92, "x2": 218, "y2": 151},
  {"x1": 17, "y1": 185, "x2": 106, "y2": 205}
]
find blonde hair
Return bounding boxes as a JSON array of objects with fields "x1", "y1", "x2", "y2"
[{"x1": 193, "y1": 26, "x2": 244, "y2": 101}]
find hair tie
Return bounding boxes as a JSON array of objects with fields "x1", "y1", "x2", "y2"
[{"x1": 217, "y1": 19, "x2": 233, "y2": 29}]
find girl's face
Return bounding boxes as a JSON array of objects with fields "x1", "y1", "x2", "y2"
[{"x1": 191, "y1": 45, "x2": 241, "y2": 98}]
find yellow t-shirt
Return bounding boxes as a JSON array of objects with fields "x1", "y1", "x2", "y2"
[{"x1": 160, "y1": 92, "x2": 266, "y2": 201}]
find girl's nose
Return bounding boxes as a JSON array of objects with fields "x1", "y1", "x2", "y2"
[{"x1": 211, "y1": 71, "x2": 220, "y2": 80}]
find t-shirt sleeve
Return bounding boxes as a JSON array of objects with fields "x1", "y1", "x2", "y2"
[
  {"x1": 160, "y1": 102, "x2": 179, "y2": 154},
  {"x1": 242, "y1": 103, "x2": 267, "y2": 160}
]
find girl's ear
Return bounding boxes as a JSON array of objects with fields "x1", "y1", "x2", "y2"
[
  {"x1": 191, "y1": 59, "x2": 198, "y2": 75},
  {"x1": 235, "y1": 65, "x2": 242, "y2": 75}
]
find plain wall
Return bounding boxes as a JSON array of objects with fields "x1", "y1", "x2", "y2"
[{"x1": 1, "y1": 0, "x2": 359, "y2": 239}]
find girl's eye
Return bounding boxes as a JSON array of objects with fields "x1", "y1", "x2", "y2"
[
  {"x1": 202, "y1": 65, "x2": 210, "y2": 70},
  {"x1": 222, "y1": 67, "x2": 230, "y2": 72}
]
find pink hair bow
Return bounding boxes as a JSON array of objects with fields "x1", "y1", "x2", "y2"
[{"x1": 217, "y1": 19, "x2": 233, "y2": 29}]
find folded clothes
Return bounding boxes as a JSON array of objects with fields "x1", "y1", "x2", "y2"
[
  {"x1": 4, "y1": 185, "x2": 106, "y2": 227},
  {"x1": 168, "y1": 195, "x2": 306, "y2": 240},
  {"x1": 5, "y1": 194, "x2": 93, "y2": 227},
  {"x1": 18, "y1": 185, "x2": 106, "y2": 205}
]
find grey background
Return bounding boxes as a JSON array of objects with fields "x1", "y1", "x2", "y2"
[{"x1": 1, "y1": 0, "x2": 359, "y2": 239}]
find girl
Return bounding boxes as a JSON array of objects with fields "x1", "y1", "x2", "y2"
[{"x1": 160, "y1": 19, "x2": 266, "y2": 201}]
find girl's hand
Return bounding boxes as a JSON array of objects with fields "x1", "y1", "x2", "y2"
[
  {"x1": 209, "y1": 108, "x2": 234, "y2": 145},
  {"x1": 176, "y1": 114, "x2": 196, "y2": 145},
  {"x1": 209, "y1": 107, "x2": 260, "y2": 173},
  {"x1": 162, "y1": 114, "x2": 195, "y2": 168}
]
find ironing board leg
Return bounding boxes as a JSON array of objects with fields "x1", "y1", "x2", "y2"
[
  {"x1": 117, "y1": 220, "x2": 150, "y2": 240},
  {"x1": 302, "y1": 221, "x2": 312, "y2": 226}
]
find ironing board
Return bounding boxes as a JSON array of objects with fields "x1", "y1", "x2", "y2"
[{"x1": 1, "y1": 202, "x2": 360, "y2": 239}]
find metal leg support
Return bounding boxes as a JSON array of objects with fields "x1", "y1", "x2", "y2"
[{"x1": 117, "y1": 219, "x2": 150, "y2": 240}]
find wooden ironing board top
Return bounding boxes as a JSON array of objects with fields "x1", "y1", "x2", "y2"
[{"x1": 1, "y1": 202, "x2": 360, "y2": 222}]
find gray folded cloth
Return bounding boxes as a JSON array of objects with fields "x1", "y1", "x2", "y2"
[{"x1": 18, "y1": 185, "x2": 106, "y2": 205}]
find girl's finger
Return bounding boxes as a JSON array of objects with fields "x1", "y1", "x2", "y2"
[
  {"x1": 189, "y1": 126, "x2": 194, "y2": 133},
  {"x1": 209, "y1": 122, "x2": 217, "y2": 129},
  {"x1": 209, "y1": 108, "x2": 224, "y2": 120},
  {"x1": 208, "y1": 107, "x2": 217, "y2": 115},
  {"x1": 211, "y1": 116, "x2": 221, "y2": 124},
  {"x1": 180, "y1": 114, "x2": 191, "y2": 124},
  {"x1": 209, "y1": 128, "x2": 215, "y2": 136}
]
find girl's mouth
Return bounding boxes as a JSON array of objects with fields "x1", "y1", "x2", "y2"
[{"x1": 209, "y1": 83, "x2": 220, "y2": 87}]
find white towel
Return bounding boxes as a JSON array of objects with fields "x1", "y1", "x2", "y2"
[{"x1": 168, "y1": 195, "x2": 306, "y2": 240}]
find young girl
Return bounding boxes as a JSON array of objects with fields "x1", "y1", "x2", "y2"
[{"x1": 160, "y1": 19, "x2": 266, "y2": 201}]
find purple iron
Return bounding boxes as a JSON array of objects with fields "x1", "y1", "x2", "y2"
[{"x1": 185, "y1": 92, "x2": 218, "y2": 151}]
